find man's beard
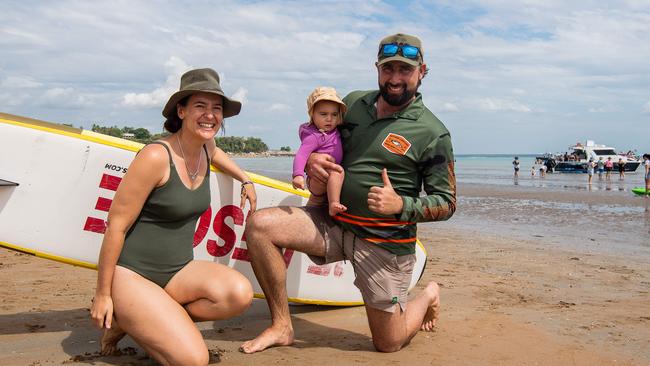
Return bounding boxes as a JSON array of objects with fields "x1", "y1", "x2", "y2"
[{"x1": 379, "y1": 82, "x2": 418, "y2": 107}]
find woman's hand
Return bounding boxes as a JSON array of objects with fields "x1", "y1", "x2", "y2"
[
  {"x1": 240, "y1": 181, "x2": 257, "y2": 213},
  {"x1": 90, "y1": 294, "x2": 114, "y2": 329}
]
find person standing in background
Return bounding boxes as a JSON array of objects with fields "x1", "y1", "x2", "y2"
[
  {"x1": 597, "y1": 157, "x2": 605, "y2": 180},
  {"x1": 643, "y1": 154, "x2": 650, "y2": 195},
  {"x1": 617, "y1": 157, "x2": 626, "y2": 180},
  {"x1": 605, "y1": 157, "x2": 613, "y2": 180},
  {"x1": 587, "y1": 158, "x2": 596, "y2": 185},
  {"x1": 512, "y1": 156, "x2": 520, "y2": 177}
]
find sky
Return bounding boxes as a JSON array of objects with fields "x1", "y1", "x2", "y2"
[{"x1": 1, "y1": 0, "x2": 649, "y2": 154}]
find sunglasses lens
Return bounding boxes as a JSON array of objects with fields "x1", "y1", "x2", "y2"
[
  {"x1": 382, "y1": 44, "x2": 399, "y2": 57},
  {"x1": 402, "y1": 45, "x2": 419, "y2": 59}
]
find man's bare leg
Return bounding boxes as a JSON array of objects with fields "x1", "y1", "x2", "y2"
[
  {"x1": 240, "y1": 206, "x2": 327, "y2": 354},
  {"x1": 365, "y1": 281, "x2": 440, "y2": 353}
]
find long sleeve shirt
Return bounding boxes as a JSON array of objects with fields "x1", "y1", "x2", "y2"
[{"x1": 334, "y1": 90, "x2": 456, "y2": 255}]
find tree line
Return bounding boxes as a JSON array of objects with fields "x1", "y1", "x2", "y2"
[{"x1": 90, "y1": 124, "x2": 270, "y2": 153}]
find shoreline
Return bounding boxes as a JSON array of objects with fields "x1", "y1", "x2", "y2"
[{"x1": 229, "y1": 151, "x2": 295, "y2": 158}]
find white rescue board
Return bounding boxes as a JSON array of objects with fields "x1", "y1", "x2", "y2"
[{"x1": 0, "y1": 112, "x2": 427, "y2": 305}]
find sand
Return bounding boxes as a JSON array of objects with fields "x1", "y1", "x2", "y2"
[{"x1": 1, "y1": 182, "x2": 649, "y2": 365}]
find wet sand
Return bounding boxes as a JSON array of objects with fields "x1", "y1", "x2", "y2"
[{"x1": 1, "y1": 183, "x2": 649, "y2": 365}]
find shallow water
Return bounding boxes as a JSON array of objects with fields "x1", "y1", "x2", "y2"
[
  {"x1": 235, "y1": 156, "x2": 650, "y2": 256},
  {"x1": 235, "y1": 155, "x2": 647, "y2": 193}
]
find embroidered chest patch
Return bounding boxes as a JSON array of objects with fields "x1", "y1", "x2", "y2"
[{"x1": 382, "y1": 133, "x2": 411, "y2": 156}]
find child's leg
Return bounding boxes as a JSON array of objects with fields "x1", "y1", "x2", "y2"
[
  {"x1": 327, "y1": 169, "x2": 346, "y2": 216},
  {"x1": 306, "y1": 175, "x2": 327, "y2": 207}
]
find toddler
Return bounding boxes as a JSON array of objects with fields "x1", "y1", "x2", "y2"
[{"x1": 292, "y1": 87, "x2": 346, "y2": 216}]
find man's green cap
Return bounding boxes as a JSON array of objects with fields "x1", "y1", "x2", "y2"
[{"x1": 377, "y1": 33, "x2": 424, "y2": 67}]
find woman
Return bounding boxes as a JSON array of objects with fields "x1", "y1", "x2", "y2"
[{"x1": 90, "y1": 68, "x2": 256, "y2": 366}]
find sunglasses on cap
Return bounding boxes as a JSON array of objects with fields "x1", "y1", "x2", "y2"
[{"x1": 380, "y1": 43, "x2": 421, "y2": 59}]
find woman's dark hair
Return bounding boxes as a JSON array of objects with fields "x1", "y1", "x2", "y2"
[{"x1": 163, "y1": 95, "x2": 191, "y2": 133}]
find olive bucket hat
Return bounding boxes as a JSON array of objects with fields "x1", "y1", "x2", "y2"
[{"x1": 162, "y1": 68, "x2": 242, "y2": 119}]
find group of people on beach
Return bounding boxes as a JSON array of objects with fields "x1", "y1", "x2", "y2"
[
  {"x1": 515, "y1": 155, "x2": 648, "y2": 188},
  {"x1": 586, "y1": 156, "x2": 628, "y2": 184},
  {"x1": 89, "y1": 33, "x2": 456, "y2": 365},
  {"x1": 512, "y1": 156, "x2": 547, "y2": 179}
]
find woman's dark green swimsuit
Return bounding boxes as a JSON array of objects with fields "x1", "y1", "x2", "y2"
[{"x1": 117, "y1": 142, "x2": 210, "y2": 288}]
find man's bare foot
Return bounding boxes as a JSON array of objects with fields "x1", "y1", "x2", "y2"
[
  {"x1": 421, "y1": 282, "x2": 440, "y2": 332},
  {"x1": 100, "y1": 321, "x2": 126, "y2": 356},
  {"x1": 328, "y1": 202, "x2": 347, "y2": 216},
  {"x1": 239, "y1": 324, "x2": 294, "y2": 354}
]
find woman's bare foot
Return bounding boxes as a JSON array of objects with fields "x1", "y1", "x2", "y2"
[
  {"x1": 421, "y1": 282, "x2": 440, "y2": 332},
  {"x1": 239, "y1": 324, "x2": 294, "y2": 354},
  {"x1": 328, "y1": 202, "x2": 347, "y2": 216},
  {"x1": 100, "y1": 321, "x2": 126, "y2": 356}
]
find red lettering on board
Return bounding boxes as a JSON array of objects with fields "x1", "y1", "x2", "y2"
[
  {"x1": 333, "y1": 262, "x2": 344, "y2": 277},
  {"x1": 231, "y1": 247, "x2": 250, "y2": 261},
  {"x1": 207, "y1": 205, "x2": 244, "y2": 257},
  {"x1": 83, "y1": 217, "x2": 106, "y2": 234},
  {"x1": 99, "y1": 174, "x2": 122, "y2": 191},
  {"x1": 94, "y1": 197, "x2": 112, "y2": 212},
  {"x1": 193, "y1": 206, "x2": 212, "y2": 247},
  {"x1": 283, "y1": 249, "x2": 294, "y2": 268},
  {"x1": 307, "y1": 264, "x2": 332, "y2": 276},
  {"x1": 307, "y1": 262, "x2": 344, "y2": 277}
]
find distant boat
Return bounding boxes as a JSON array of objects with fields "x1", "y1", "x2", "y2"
[{"x1": 536, "y1": 140, "x2": 641, "y2": 173}]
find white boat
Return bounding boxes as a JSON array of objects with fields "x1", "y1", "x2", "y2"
[{"x1": 537, "y1": 140, "x2": 641, "y2": 173}]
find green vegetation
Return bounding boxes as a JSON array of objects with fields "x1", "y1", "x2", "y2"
[
  {"x1": 89, "y1": 124, "x2": 268, "y2": 153},
  {"x1": 280, "y1": 146, "x2": 292, "y2": 152},
  {"x1": 215, "y1": 136, "x2": 268, "y2": 153}
]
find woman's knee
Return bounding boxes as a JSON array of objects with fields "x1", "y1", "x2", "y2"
[
  {"x1": 166, "y1": 344, "x2": 209, "y2": 366},
  {"x1": 229, "y1": 275, "x2": 254, "y2": 313}
]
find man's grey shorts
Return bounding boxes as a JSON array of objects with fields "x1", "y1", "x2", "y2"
[{"x1": 300, "y1": 206, "x2": 416, "y2": 313}]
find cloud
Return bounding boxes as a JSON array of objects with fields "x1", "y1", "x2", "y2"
[
  {"x1": 268, "y1": 103, "x2": 291, "y2": 112},
  {"x1": 121, "y1": 56, "x2": 190, "y2": 108},
  {"x1": 1, "y1": 1, "x2": 649, "y2": 153},
  {"x1": 231, "y1": 87, "x2": 248, "y2": 105},
  {"x1": 440, "y1": 102, "x2": 460, "y2": 112},
  {"x1": 588, "y1": 106, "x2": 616, "y2": 113},
  {"x1": 643, "y1": 101, "x2": 650, "y2": 113},
  {"x1": 0, "y1": 76, "x2": 42, "y2": 89},
  {"x1": 0, "y1": 26, "x2": 50, "y2": 47},
  {"x1": 0, "y1": 92, "x2": 29, "y2": 107},
  {"x1": 38, "y1": 87, "x2": 94, "y2": 108},
  {"x1": 476, "y1": 98, "x2": 532, "y2": 112}
]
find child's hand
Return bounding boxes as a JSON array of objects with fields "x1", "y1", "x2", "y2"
[{"x1": 292, "y1": 176, "x2": 305, "y2": 190}]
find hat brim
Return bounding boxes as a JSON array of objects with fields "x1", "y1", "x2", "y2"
[
  {"x1": 308, "y1": 97, "x2": 348, "y2": 116},
  {"x1": 162, "y1": 89, "x2": 242, "y2": 119},
  {"x1": 376, "y1": 55, "x2": 421, "y2": 67}
]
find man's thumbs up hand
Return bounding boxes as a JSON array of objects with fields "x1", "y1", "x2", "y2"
[{"x1": 368, "y1": 168, "x2": 404, "y2": 215}]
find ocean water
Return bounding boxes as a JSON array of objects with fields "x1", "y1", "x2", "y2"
[
  {"x1": 235, "y1": 154, "x2": 650, "y2": 257},
  {"x1": 234, "y1": 154, "x2": 646, "y2": 193}
]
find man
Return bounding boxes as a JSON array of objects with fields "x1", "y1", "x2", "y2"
[{"x1": 240, "y1": 33, "x2": 456, "y2": 354}]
